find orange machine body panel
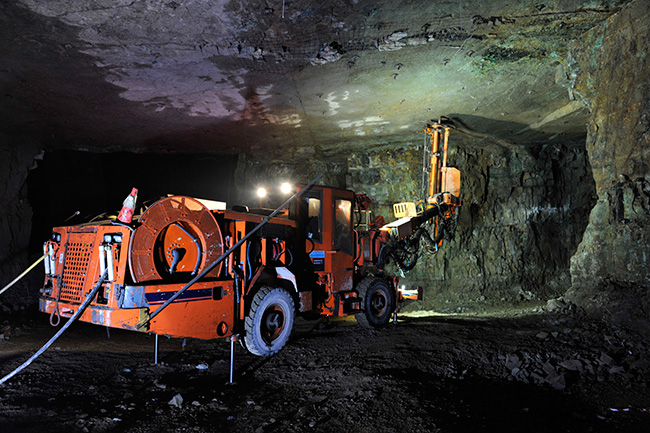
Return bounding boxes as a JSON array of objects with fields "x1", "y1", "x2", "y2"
[
  {"x1": 441, "y1": 167, "x2": 461, "y2": 205},
  {"x1": 39, "y1": 221, "x2": 236, "y2": 340},
  {"x1": 40, "y1": 280, "x2": 235, "y2": 339}
]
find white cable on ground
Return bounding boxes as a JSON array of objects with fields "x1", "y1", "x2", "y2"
[
  {"x1": 0, "y1": 269, "x2": 107, "y2": 386},
  {"x1": 0, "y1": 254, "x2": 46, "y2": 297}
]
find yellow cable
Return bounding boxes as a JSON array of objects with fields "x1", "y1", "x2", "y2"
[{"x1": 0, "y1": 254, "x2": 46, "y2": 297}]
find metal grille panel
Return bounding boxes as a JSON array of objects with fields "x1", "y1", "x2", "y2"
[{"x1": 60, "y1": 233, "x2": 96, "y2": 303}]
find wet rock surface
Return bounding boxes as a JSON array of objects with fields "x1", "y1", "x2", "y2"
[{"x1": 1, "y1": 308, "x2": 648, "y2": 432}]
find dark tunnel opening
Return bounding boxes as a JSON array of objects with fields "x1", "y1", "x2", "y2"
[{"x1": 26, "y1": 150, "x2": 238, "y2": 253}]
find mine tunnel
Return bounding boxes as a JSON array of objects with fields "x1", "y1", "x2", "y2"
[{"x1": 1, "y1": 0, "x2": 649, "y2": 432}]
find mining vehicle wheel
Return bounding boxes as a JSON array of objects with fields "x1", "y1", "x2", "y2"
[
  {"x1": 356, "y1": 277, "x2": 395, "y2": 328},
  {"x1": 244, "y1": 286, "x2": 295, "y2": 357}
]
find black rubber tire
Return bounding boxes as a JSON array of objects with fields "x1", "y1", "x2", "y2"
[
  {"x1": 244, "y1": 286, "x2": 295, "y2": 356},
  {"x1": 355, "y1": 277, "x2": 395, "y2": 328}
]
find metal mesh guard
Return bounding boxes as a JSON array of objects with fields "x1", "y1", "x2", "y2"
[{"x1": 60, "y1": 234, "x2": 95, "y2": 302}]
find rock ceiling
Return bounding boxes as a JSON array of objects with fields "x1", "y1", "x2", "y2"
[{"x1": 0, "y1": 0, "x2": 628, "y2": 156}]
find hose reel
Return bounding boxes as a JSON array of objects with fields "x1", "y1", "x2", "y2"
[{"x1": 129, "y1": 196, "x2": 224, "y2": 283}]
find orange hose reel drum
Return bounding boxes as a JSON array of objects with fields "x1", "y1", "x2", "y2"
[{"x1": 129, "y1": 196, "x2": 224, "y2": 283}]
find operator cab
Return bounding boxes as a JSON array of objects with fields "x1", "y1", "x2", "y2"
[{"x1": 298, "y1": 185, "x2": 356, "y2": 313}]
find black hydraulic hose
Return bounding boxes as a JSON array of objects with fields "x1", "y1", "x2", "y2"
[
  {"x1": 233, "y1": 269, "x2": 241, "y2": 329},
  {"x1": 396, "y1": 229, "x2": 425, "y2": 271},
  {"x1": 245, "y1": 241, "x2": 253, "y2": 283},
  {"x1": 305, "y1": 238, "x2": 315, "y2": 255},
  {"x1": 390, "y1": 247, "x2": 419, "y2": 271},
  {"x1": 138, "y1": 174, "x2": 323, "y2": 329},
  {"x1": 386, "y1": 221, "x2": 446, "y2": 272},
  {"x1": 376, "y1": 244, "x2": 389, "y2": 270},
  {"x1": 171, "y1": 222, "x2": 202, "y2": 275},
  {"x1": 380, "y1": 201, "x2": 454, "y2": 272},
  {"x1": 0, "y1": 269, "x2": 108, "y2": 386},
  {"x1": 422, "y1": 224, "x2": 444, "y2": 247},
  {"x1": 285, "y1": 247, "x2": 294, "y2": 267}
]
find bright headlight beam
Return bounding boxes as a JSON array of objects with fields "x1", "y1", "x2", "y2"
[{"x1": 280, "y1": 183, "x2": 292, "y2": 195}]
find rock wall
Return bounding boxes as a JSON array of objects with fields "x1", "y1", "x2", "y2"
[
  {"x1": 349, "y1": 137, "x2": 596, "y2": 312},
  {"x1": 0, "y1": 134, "x2": 42, "y2": 310},
  {"x1": 347, "y1": 144, "x2": 423, "y2": 219},
  {"x1": 566, "y1": 0, "x2": 650, "y2": 329}
]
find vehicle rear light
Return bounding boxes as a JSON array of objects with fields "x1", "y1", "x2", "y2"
[{"x1": 103, "y1": 233, "x2": 123, "y2": 244}]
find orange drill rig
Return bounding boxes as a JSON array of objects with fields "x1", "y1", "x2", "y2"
[
  {"x1": 381, "y1": 121, "x2": 461, "y2": 272},
  {"x1": 38, "y1": 122, "x2": 461, "y2": 357}
]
